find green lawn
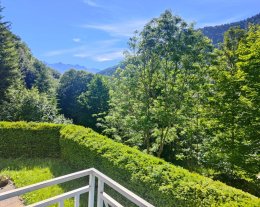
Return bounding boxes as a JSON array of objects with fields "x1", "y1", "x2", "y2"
[{"x1": 0, "y1": 158, "x2": 88, "y2": 207}]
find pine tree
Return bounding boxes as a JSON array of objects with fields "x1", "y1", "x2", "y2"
[{"x1": 0, "y1": 5, "x2": 21, "y2": 103}]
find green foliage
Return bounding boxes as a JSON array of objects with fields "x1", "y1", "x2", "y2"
[
  {"x1": 102, "y1": 10, "x2": 213, "y2": 163},
  {"x1": 16, "y1": 40, "x2": 59, "y2": 95},
  {"x1": 204, "y1": 26, "x2": 260, "y2": 180},
  {"x1": 57, "y1": 69, "x2": 94, "y2": 125},
  {"x1": 236, "y1": 26, "x2": 260, "y2": 172},
  {"x1": 0, "y1": 122, "x2": 63, "y2": 158},
  {"x1": 60, "y1": 124, "x2": 260, "y2": 207},
  {"x1": 199, "y1": 25, "x2": 260, "y2": 196},
  {"x1": 32, "y1": 59, "x2": 58, "y2": 95},
  {"x1": 78, "y1": 75, "x2": 109, "y2": 131},
  {"x1": 0, "y1": 87, "x2": 71, "y2": 123},
  {"x1": 0, "y1": 6, "x2": 22, "y2": 103}
]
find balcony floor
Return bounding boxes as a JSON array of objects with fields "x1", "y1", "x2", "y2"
[{"x1": 0, "y1": 181, "x2": 24, "y2": 207}]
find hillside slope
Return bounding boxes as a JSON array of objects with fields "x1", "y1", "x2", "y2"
[{"x1": 200, "y1": 13, "x2": 260, "y2": 44}]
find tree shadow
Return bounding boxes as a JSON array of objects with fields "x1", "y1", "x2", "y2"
[{"x1": 0, "y1": 158, "x2": 89, "y2": 207}]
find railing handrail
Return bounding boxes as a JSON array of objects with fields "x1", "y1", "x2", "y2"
[
  {"x1": 0, "y1": 168, "x2": 92, "y2": 201},
  {"x1": 0, "y1": 168, "x2": 155, "y2": 207}
]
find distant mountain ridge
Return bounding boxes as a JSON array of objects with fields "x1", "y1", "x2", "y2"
[
  {"x1": 97, "y1": 65, "x2": 121, "y2": 76},
  {"x1": 200, "y1": 13, "x2": 260, "y2": 44},
  {"x1": 46, "y1": 62, "x2": 100, "y2": 74}
]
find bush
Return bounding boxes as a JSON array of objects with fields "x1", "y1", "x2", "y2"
[
  {"x1": 0, "y1": 87, "x2": 71, "y2": 124},
  {"x1": 0, "y1": 122, "x2": 62, "y2": 158},
  {"x1": 60, "y1": 125, "x2": 260, "y2": 207}
]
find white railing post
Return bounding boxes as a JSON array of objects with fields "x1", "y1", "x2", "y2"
[
  {"x1": 59, "y1": 200, "x2": 64, "y2": 207},
  {"x1": 74, "y1": 194, "x2": 80, "y2": 207},
  {"x1": 97, "y1": 179, "x2": 104, "y2": 207},
  {"x1": 88, "y1": 173, "x2": 95, "y2": 207}
]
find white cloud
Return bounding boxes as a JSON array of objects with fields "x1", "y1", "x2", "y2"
[
  {"x1": 83, "y1": 0, "x2": 100, "y2": 8},
  {"x1": 73, "y1": 38, "x2": 81, "y2": 43},
  {"x1": 44, "y1": 39, "x2": 125, "y2": 62},
  {"x1": 81, "y1": 19, "x2": 148, "y2": 37},
  {"x1": 94, "y1": 51, "x2": 124, "y2": 62},
  {"x1": 74, "y1": 49, "x2": 124, "y2": 62},
  {"x1": 44, "y1": 46, "x2": 84, "y2": 57}
]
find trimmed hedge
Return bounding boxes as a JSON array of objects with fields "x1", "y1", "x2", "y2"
[
  {"x1": 60, "y1": 125, "x2": 260, "y2": 207},
  {"x1": 0, "y1": 122, "x2": 259, "y2": 206},
  {"x1": 0, "y1": 122, "x2": 62, "y2": 158}
]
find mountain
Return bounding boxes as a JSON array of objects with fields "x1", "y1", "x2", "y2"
[
  {"x1": 46, "y1": 62, "x2": 100, "y2": 74},
  {"x1": 98, "y1": 65, "x2": 120, "y2": 76},
  {"x1": 98, "y1": 63, "x2": 126, "y2": 76},
  {"x1": 200, "y1": 13, "x2": 260, "y2": 45}
]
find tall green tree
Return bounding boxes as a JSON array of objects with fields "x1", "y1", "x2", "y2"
[
  {"x1": 236, "y1": 25, "x2": 260, "y2": 176},
  {"x1": 78, "y1": 75, "x2": 109, "y2": 131},
  {"x1": 0, "y1": 5, "x2": 22, "y2": 103},
  {"x1": 103, "y1": 11, "x2": 213, "y2": 159},
  {"x1": 204, "y1": 26, "x2": 259, "y2": 180},
  {"x1": 57, "y1": 69, "x2": 93, "y2": 125},
  {"x1": 33, "y1": 59, "x2": 57, "y2": 95}
]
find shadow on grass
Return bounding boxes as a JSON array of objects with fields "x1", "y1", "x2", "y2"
[{"x1": 0, "y1": 158, "x2": 89, "y2": 207}]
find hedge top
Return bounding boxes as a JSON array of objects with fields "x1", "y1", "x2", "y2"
[
  {"x1": 60, "y1": 124, "x2": 260, "y2": 207},
  {"x1": 0, "y1": 121, "x2": 63, "y2": 130}
]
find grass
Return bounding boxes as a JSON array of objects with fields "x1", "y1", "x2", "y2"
[{"x1": 0, "y1": 158, "x2": 88, "y2": 207}]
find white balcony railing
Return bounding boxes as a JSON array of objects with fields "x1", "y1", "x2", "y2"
[{"x1": 0, "y1": 168, "x2": 155, "y2": 207}]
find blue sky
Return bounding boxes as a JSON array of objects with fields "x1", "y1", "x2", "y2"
[{"x1": 2, "y1": 0, "x2": 260, "y2": 70}]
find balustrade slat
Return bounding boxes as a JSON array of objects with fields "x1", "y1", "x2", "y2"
[
  {"x1": 59, "y1": 200, "x2": 64, "y2": 207},
  {"x1": 97, "y1": 179, "x2": 104, "y2": 207},
  {"x1": 26, "y1": 186, "x2": 89, "y2": 207},
  {"x1": 74, "y1": 194, "x2": 80, "y2": 207},
  {"x1": 88, "y1": 174, "x2": 95, "y2": 207}
]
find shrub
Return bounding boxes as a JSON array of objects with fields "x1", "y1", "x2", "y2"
[
  {"x1": 60, "y1": 125, "x2": 260, "y2": 207},
  {"x1": 0, "y1": 87, "x2": 71, "y2": 124},
  {"x1": 0, "y1": 121, "x2": 62, "y2": 158}
]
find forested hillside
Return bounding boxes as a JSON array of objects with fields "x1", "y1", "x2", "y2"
[
  {"x1": 97, "y1": 63, "x2": 125, "y2": 76},
  {"x1": 0, "y1": 2, "x2": 259, "y2": 201},
  {"x1": 201, "y1": 13, "x2": 260, "y2": 44}
]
